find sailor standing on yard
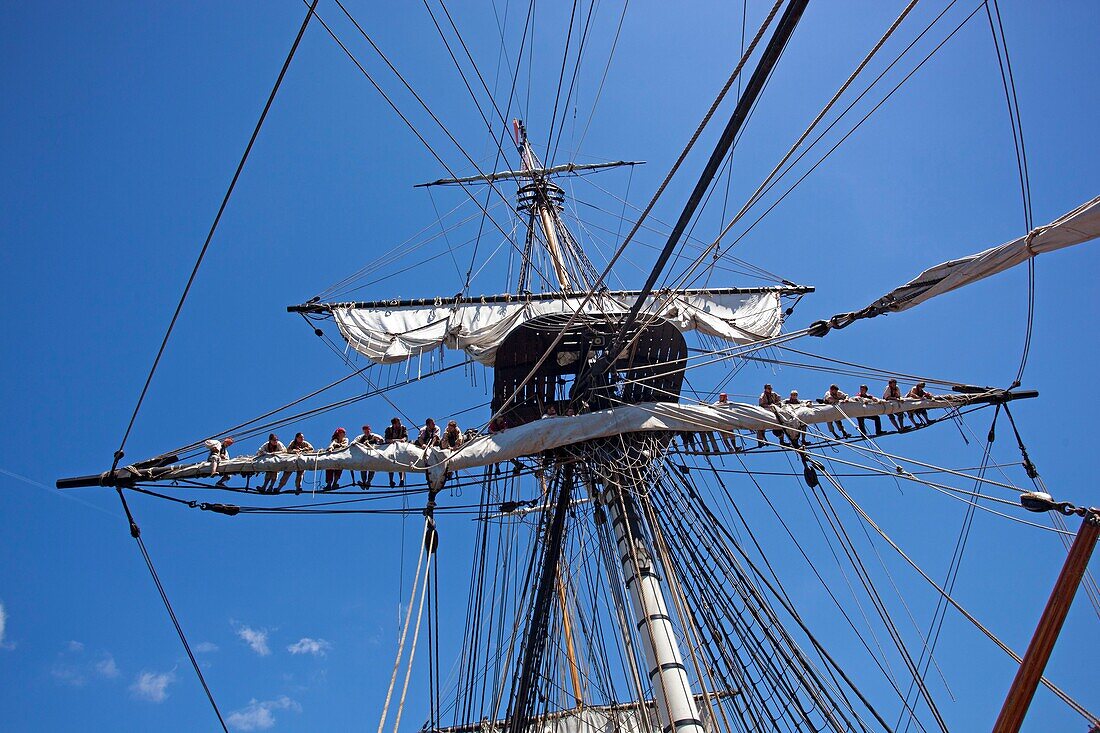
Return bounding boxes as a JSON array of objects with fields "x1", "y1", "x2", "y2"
[
  {"x1": 257, "y1": 433, "x2": 285, "y2": 493},
  {"x1": 353, "y1": 424, "x2": 384, "y2": 489},
  {"x1": 853, "y1": 384, "x2": 884, "y2": 436},
  {"x1": 823, "y1": 384, "x2": 852, "y2": 440},
  {"x1": 385, "y1": 417, "x2": 409, "y2": 487},
  {"x1": 883, "y1": 378, "x2": 910, "y2": 431},
  {"x1": 277, "y1": 432, "x2": 314, "y2": 494},
  {"x1": 204, "y1": 436, "x2": 234, "y2": 487},
  {"x1": 323, "y1": 427, "x2": 350, "y2": 491},
  {"x1": 756, "y1": 383, "x2": 782, "y2": 447},
  {"x1": 907, "y1": 382, "x2": 935, "y2": 425}
]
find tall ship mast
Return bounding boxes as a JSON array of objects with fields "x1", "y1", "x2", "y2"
[{"x1": 51, "y1": 2, "x2": 1100, "y2": 731}]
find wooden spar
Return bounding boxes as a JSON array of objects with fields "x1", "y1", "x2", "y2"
[
  {"x1": 513, "y1": 119, "x2": 572, "y2": 291},
  {"x1": 556, "y1": 570, "x2": 585, "y2": 708},
  {"x1": 992, "y1": 508, "x2": 1100, "y2": 733}
]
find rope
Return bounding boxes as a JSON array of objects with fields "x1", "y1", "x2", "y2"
[
  {"x1": 114, "y1": 490, "x2": 229, "y2": 731},
  {"x1": 816, "y1": 465, "x2": 1100, "y2": 727},
  {"x1": 112, "y1": 0, "x2": 317, "y2": 468},
  {"x1": 377, "y1": 516, "x2": 430, "y2": 733}
]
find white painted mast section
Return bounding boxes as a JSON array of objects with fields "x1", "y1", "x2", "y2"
[
  {"x1": 514, "y1": 120, "x2": 573, "y2": 292},
  {"x1": 601, "y1": 481, "x2": 705, "y2": 733}
]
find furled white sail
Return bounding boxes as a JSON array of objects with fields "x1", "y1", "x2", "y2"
[
  {"x1": 862, "y1": 195, "x2": 1100, "y2": 316},
  {"x1": 162, "y1": 394, "x2": 975, "y2": 489},
  {"x1": 433, "y1": 692, "x2": 730, "y2": 733},
  {"x1": 331, "y1": 290, "x2": 784, "y2": 365}
]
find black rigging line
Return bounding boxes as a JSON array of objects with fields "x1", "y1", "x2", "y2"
[
  {"x1": 419, "y1": 0, "x2": 534, "y2": 296},
  {"x1": 309, "y1": 0, "x2": 556, "y2": 291},
  {"x1": 112, "y1": 0, "x2": 318, "y2": 468},
  {"x1": 543, "y1": 0, "x2": 579, "y2": 166},
  {"x1": 484, "y1": 0, "x2": 787, "y2": 426},
  {"x1": 114, "y1": 490, "x2": 229, "y2": 732},
  {"x1": 595, "y1": 0, "x2": 809, "y2": 375},
  {"x1": 983, "y1": 0, "x2": 1035, "y2": 386},
  {"x1": 547, "y1": 0, "x2": 597, "y2": 168},
  {"x1": 99, "y1": 8, "x2": 317, "y2": 731},
  {"x1": 572, "y1": 0, "x2": 629, "y2": 154}
]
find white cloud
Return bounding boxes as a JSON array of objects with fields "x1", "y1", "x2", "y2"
[
  {"x1": 51, "y1": 664, "x2": 86, "y2": 687},
  {"x1": 96, "y1": 655, "x2": 120, "y2": 679},
  {"x1": 226, "y1": 696, "x2": 301, "y2": 731},
  {"x1": 130, "y1": 670, "x2": 175, "y2": 703},
  {"x1": 0, "y1": 601, "x2": 11, "y2": 650},
  {"x1": 195, "y1": 641, "x2": 220, "y2": 654},
  {"x1": 286, "y1": 638, "x2": 331, "y2": 657},
  {"x1": 67, "y1": 640, "x2": 85, "y2": 653},
  {"x1": 236, "y1": 626, "x2": 271, "y2": 657}
]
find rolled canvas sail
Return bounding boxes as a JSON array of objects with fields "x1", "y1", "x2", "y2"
[
  {"x1": 331, "y1": 291, "x2": 783, "y2": 365},
  {"x1": 863, "y1": 195, "x2": 1100, "y2": 316},
  {"x1": 162, "y1": 394, "x2": 972, "y2": 489}
]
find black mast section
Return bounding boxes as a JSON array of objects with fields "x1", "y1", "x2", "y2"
[{"x1": 583, "y1": 0, "x2": 810, "y2": 390}]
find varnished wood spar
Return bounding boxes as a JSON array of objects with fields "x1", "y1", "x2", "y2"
[{"x1": 992, "y1": 509, "x2": 1100, "y2": 733}]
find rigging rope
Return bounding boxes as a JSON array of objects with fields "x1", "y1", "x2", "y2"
[
  {"x1": 111, "y1": 0, "x2": 317, "y2": 469},
  {"x1": 815, "y1": 464, "x2": 1100, "y2": 727},
  {"x1": 377, "y1": 515, "x2": 431, "y2": 733},
  {"x1": 114, "y1": 490, "x2": 229, "y2": 732}
]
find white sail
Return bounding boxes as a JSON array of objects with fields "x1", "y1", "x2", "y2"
[
  {"x1": 331, "y1": 290, "x2": 784, "y2": 365},
  {"x1": 434, "y1": 692, "x2": 731, "y2": 733},
  {"x1": 861, "y1": 196, "x2": 1100, "y2": 316},
  {"x1": 162, "y1": 394, "x2": 976, "y2": 489}
]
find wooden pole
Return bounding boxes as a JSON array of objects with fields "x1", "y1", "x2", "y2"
[{"x1": 992, "y1": 508, "x2": 1100, "y2": 733}]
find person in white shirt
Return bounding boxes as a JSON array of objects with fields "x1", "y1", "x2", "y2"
[
  {"x1": 204, "y1": 436, "x2": 235, "y2": 486},
  {"x1": 756, "y1": 384, "x2": 782, "y2": 447},
  {"x1": 906, "y1": 382, "x2": 934, "y2": 425},
  {"x1": 822, "y1": 384, "x2": 852, "y2": 439},
  {"x1": 353, "y1": 424, "x2": 384, "y2": 489},
  {"x1": 882, "y1": 378, "x2": 910, "y2": 431},
  {"x1": 256, "y1": 434, "x2": 286, "y2": 493}
]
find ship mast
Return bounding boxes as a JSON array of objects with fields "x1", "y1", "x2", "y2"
[{"x1": 513, "y1": 120, "x2": 573, "y2": 292}]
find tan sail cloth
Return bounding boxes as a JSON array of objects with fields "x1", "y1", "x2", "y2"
[
  {"x1": 861, "y1": 196, "x2": 1100, "y2": 316},
  {"x1": 163, "y1": 395, "x2": 971, "y2": 489},
  {"x1": 331, "y1": 291, "x2": 783, "y2": 365}
]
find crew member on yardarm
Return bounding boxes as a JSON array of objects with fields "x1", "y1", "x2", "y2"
[
  {"x1": 441, "y1": 420, "x2": 464, "y2": 450},
  {"x1": 714, "y1": 393, "x2": 738, "y2": 451},
  {"x1": 257, "y1": 433, "x2": 285, "y2": 494},
  {"x1": 277, "y1": 432, "x2": 314, "y2": 494},
  {"x1": 756, "y1": 383, "x2": 782, "y2": 447},
  {"x1": 823, "y1": 384, "x2": 852, "y2": 439},
  {"x1": 204, "y1": 436, "x2": 234, "y2": 487},
  {"x1": 907, "y1": 381, "x2": 935, "y2": 425},
  {"x1": 416, "y1": 417, "x2": 441, "y2": 448},
  {"x1": 883, "y1": 378, "x2": 910, "y2": 431},
  {"x1": 853, "y1": 384, "x2": 884, "y2": 436},
  {"x1": 353, "y1": 424, "x2": 384, "y2": 489},
  {"x1": 385, "y1": 417, "x2": 408, "y2": 487},
  {"x1": 323, "y1": 427, "x2": 350, "y2": 491}
]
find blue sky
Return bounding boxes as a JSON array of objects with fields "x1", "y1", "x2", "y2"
[{"x1": 2, "y1": 1, "x2": 1098, "y2": 731}]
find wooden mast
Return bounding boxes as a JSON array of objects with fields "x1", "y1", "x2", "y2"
[
  {"x1": 513, "y1": 119, "x2": 573, "y2": 292},
  {"x1": 992, "y1": 508, "x2": 1100, "y2": 732}
]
